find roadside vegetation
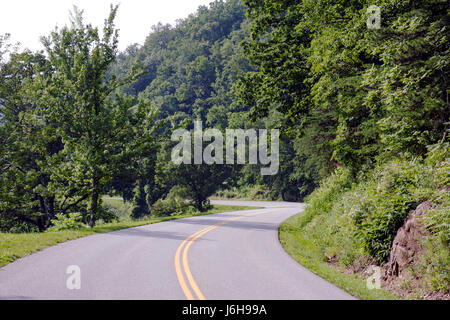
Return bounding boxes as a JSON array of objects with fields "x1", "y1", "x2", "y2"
[
  {"x1": 213, "y1": 185, "x2": 280, "y2": 201},
  {"x1": 0, "y1": 198, "x2": 259, "y2": 268},
  {"x1": 281, "y1": 143, "x2": 449, "y2": 299}
]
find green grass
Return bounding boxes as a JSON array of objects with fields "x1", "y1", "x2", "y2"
[
  {"x1": 279, "y1": 210, "x2": 399, "y2": 300},
  {"x1": 0, "y1": 202, "x2": 260, "y2": 268}
]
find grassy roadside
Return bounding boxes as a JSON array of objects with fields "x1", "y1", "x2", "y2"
[
  {"x1": 0, "y1": 203, "x2": 260, "y2": 268},
  {"x1": 279, "y1": 212, "x2": 398, "y2": 300}
]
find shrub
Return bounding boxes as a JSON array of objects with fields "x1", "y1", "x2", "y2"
[
  {"x1": 418, "y1": 236, "x2": 450, "y2": 292},
  {"x1": 101, "y1": 199, "x2": 133, "y2": 221},
  {"x1": 422, "y1": 142, "x2": 450, "y2": 244},
  {"x1": 298, "y1": 147, "x2": 449, "y2": 266},
  {"x1": 151, "y1": 199, "x2": 172, "y2": 216},
  {"x1": 47, "y1": 213, "x2": 86, "y2": 231},
  {"x1": 96, "y1": 205, "x2": 119, "y2": 223},
  {"x1": 351, "y1": 160, "x2": 420, "y2": 263},
  {"x1": 150, "y1": 187, "x2": 191, "y2": 217},
  {"x1": 301, "y1": 167, "x2": 354, "y2": 228},
  {"x1": 6, "y1": 221, "x2": 40, "y2": 234},
  {"x1": 214, "y1": 185, "x2": 276, "y2": 200}
]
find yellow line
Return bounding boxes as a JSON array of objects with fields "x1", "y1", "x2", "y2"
[
  {"x1": 174, "y1": 210, "x2": 266, "y2": 300},
  {"x1": 182, "y1": 228, "x2": 211, "y2": 300},
  {"x1": 174, "y1": 226, "x2": 215, "y2": 300}
]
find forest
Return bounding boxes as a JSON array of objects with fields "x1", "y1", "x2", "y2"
[{"x1": 0, "y1": 0, "x2": 448, "y2": 298}]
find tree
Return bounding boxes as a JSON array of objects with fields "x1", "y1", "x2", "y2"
[
  {"x1": 36, "y1": 5, "x2": 161, "y2": 227},
  {"x1": 0, "y1": 49, "x2": 60, "y2": 232},
  {"x1": 239, "y1": 0, "x2": 449, "y2": 173},
  {"x1": 156, "y1": 136, "x2": 231, "y2": 212}
]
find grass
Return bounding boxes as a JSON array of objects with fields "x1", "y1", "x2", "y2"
[
  {"x1": 0, "y1": 201, "x2": 260, "y2": 268},
  {"x1": 279, "y1": 211, "x2": 399, "y2": 300}
]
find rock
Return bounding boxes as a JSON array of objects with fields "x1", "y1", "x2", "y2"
[{"x1": 383, "y1": 201, "x2": 433, "y2": 278}]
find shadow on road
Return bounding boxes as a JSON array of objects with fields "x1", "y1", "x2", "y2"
[
  {"x1": 170, "y1": 218, "x2": 278, "y2": 232},
  {"x1": 106, "y1": 228, "x2": 215, "y2": 241}
]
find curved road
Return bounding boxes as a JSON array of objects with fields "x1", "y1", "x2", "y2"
[{"x1": 0, "y1": 200, "x2": 354, "y2": 300}]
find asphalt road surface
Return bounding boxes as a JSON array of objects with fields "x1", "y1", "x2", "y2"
[{"x1": 0, "y1": 200, "x2": 354, "y2": 300}]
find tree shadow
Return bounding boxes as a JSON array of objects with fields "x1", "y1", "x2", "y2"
[
  {"x1": 106, "y1": 227, "x2": 215, "y2": 241},
  {"x1": 170, "y1": 218, "x2": 277, "y2": 232}
]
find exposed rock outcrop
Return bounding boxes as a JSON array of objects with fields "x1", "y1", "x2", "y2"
[{"x1": 383, "y1": 201, "x2": 433, "y2": 278}]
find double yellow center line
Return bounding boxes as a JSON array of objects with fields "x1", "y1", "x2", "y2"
[{"x1": 174, "y1": 210, "x2": 266, "y2": 300}]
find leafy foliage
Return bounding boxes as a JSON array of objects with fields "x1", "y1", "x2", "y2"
[
  {"x1": 155, "y1": 137, "x2": 230, "y2": 212},
  {"x1": 240, "y1": 0, "x2": 449, "y2": 170},
  {"x1": 352, "y1": 161, "x2": 421, "y2": 263},
  {"x1": 47, "y1": 213, "x2": 86, "y2": 232}
]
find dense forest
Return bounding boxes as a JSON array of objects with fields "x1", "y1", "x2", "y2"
[{"x1": 0, "y1": 0, "x2": 448, "y2": 298}]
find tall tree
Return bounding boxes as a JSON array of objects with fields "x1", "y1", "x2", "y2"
[{"x1": 37, "y1": 6, "x2": 161, "y2": 227}]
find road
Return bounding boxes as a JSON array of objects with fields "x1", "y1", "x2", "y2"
[{"x1": 0, "y1": 200, "x2": 354, "y2": 300}]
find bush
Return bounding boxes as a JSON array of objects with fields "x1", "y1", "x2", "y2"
[
  {"x1": 96, "y1": 205, "x2": 119, "y2": 223},
  {"x1": 214, "y1": 185, "x2": 275, "y2": 200},
  {"x1": 151, "y1": 199, "x2": 174, "y2": 217},
  {"x1": 102, "y1": 199, "x2": 134, "y2": 221},
  {"x1": 47, "y1": 213, "x2": 86, "y2": 231},
  {"x1": 6, "y1": 221, "x2": 40, "y2": 234},
  {"x1": 417, "y1": 236, "x2": 450, "y2": 292},
  {"x1": 150, "y1": 199, "x2": 191, "y2": 217},
  {"x1": 0, "y1": 214, "x2": 40, "y2": 233},
  {"x1": 352, "y1": 160, "x2": 421, "y2": 263},
  {"x1": 150, "y1": 187, "x2": 191, "y2": 217},
  {"x1": 285, "y1": 143, "x2": 449, "y2": 297},
  {"x1": 422, "y1": 142, "x2": 450, "y2": 244},
  {"x1": 302, "y1": 167, "x2": 354, "y2": 228},
  {"x1": 424, "y1": 204, "x2": 450, "y2": 244}
]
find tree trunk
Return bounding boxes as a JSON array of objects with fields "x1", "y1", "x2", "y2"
[
  {"x1": 89, "y1": 177, "x2": 100, "y2": 228},
  {"x1": 194, "y1": 195, "x2": 205, "y2": 212},
  {"x1": 48, "y1": 196, "x2": 55, "y2": 219},
  {"x1": 132, "y1": 179, "x2": 149, "y2": 218},
  {"x1": 37, "y1": 196, "x2": 47, "y2": 231},
  {"x1": 36, "y1": 216, "x2": 46, "y2": 233},
  {"x1": 44, "y1": 196, "x2": 56, "y2": 229}
]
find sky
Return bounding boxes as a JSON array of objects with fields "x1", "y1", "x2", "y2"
[{"x1": 0, "y1": 0, "x2": 214, "y2": 52}]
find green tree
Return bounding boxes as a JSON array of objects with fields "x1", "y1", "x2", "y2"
[
  {"x1": 36, "y1": 6, "x2": 161, "y2": 227},
  {"x1": 156, "y1": 136, "x2": 231, "y2": 212},
  {"x1": 0, "y1": 49, "x2": 59, "y2": 232},
  {"x1": 239, "y1": 0, "x2": 449, "y2": 172}
]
